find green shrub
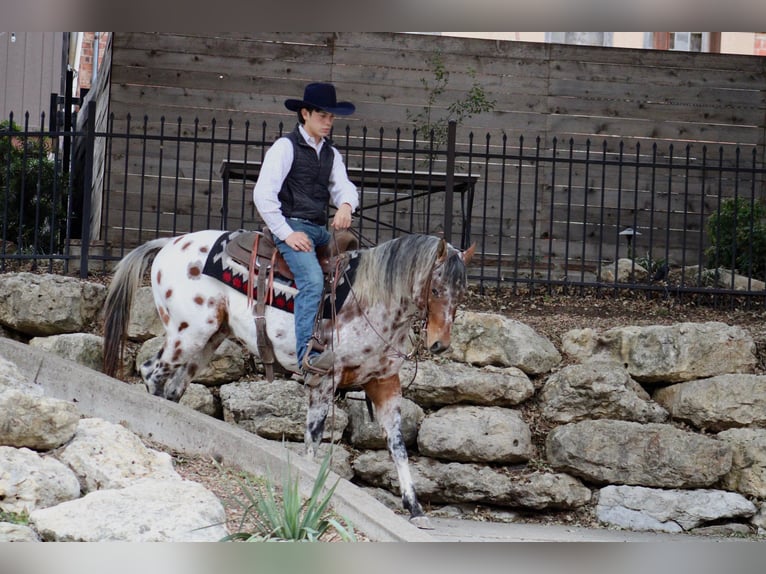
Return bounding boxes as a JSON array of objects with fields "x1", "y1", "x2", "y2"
[
  {"x1": 406, "y1": 51, "x2": 495, "y2": 153},
  {"x1": 0, "y1": 120, "x2": 67, "y2": 254},
  {"x1": 0, "y1": 509, "x2": 29, "y2": 525},
  {"x1": 705, "y1": 197, "x2": 766, "y2": 281},
  {"x1": 220, "y1": 449, "x2": 356, "y2": 542}
]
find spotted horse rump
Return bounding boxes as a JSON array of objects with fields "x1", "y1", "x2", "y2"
[{"x1": 102, "y1": 229, "x2": 475, "y2": 527}]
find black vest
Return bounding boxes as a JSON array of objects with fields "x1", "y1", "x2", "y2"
[{"x1": 277, "y1": 126, "x2": 335, "y2": 225}]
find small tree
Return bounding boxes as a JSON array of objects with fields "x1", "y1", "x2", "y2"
[
  {"x1": 0, "y1": 120, "x2": 67, "y2": 254},
  {"x1": 705, "y1": 197, "x2": 766, "y2": 281},
  {"x1": 406, "y1": 51, "x2": 495, "y2": 153}
]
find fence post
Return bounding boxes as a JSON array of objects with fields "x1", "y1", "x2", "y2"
[
  {"x1": 443, "y1": 120, "x2": 457, "y2": 243},
  {"x1": 79, "y1": 100, "x2": 96, "y2": 278}
]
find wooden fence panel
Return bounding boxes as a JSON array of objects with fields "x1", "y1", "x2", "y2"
[{"x1": 96, "y1": 32, "x2": 766, "y2": 285}]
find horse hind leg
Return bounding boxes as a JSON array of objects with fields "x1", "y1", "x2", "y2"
[{"x1": 364, "y1": 375, "x2": 430, "y2": 528}]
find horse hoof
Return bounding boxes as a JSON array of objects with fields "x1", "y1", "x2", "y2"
[{"x1": 409, "y1": 515, "x2": 433, "y2": 530}]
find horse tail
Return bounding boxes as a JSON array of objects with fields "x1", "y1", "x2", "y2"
[{"x1": 102, "y1": 238, "x2": 172, "y2": 377}]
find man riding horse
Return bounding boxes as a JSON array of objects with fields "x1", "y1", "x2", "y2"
[{"x1": 252, "y1": 82, "x2": 358, "y2": 385}]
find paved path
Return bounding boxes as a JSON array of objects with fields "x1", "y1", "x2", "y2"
[{"x1": 425, "y1": 517, "x2": 737, "y2": 542}]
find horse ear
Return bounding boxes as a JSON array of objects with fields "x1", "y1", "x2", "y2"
[{"x1": 461, "y1": 242, "x2": 476, "y2": 265}]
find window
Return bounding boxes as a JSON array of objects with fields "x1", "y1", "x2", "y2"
[
  {"x1": 670, "y1": 32, "x2": 705, "y2": 52},
  {"x1": 652, "y1": 32, "x2": 720, "y2": 53}
]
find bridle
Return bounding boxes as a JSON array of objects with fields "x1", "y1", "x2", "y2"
[{"x1": 342, "y1": 237, "x2": 446, "y2": 363}]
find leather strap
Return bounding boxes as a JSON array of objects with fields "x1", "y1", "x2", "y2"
[{"x1": 248, "y1": 233, "x2": 276, "y2": 382}]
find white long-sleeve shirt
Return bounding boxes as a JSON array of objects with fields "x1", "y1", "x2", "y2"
[{"x1": 253, "y1": 125, "x2": 359, "y2": 241}]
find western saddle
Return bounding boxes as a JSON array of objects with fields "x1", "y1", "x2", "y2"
[{"x1": 224, "y1": 228, "x2": 359, "y2": 382}]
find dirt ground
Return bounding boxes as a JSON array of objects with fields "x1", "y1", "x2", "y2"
[{"x1": 163, "y1": 286, "x2": 766, "y2": 538}]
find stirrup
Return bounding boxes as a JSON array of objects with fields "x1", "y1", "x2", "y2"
[{"x1": 302, "y1": 348, "x2": 335, "y2": 376}]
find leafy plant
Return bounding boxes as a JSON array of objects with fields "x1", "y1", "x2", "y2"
[
  {"x1": 634, "y1": 253, "x2": 667, "y2": 275},
  {"x1": 705, "y1": 197, "x2": 766, "y2": 281},
  {"x1": 220, "y1": 448, "x2": 356, "y2": 542},
  {"x1": 0, "y1": 509, "x2": 29, "y2": 525},
  {"x1": 0, "y1": 120, "x2": 68, "y2": 254},
  {"x1": 406, "y1": 51, "x2": 495, "y2": 152}
]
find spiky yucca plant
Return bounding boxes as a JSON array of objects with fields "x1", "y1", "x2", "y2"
[{"x1": 220, "y1": 449, "x2": 356, "y2": 542}]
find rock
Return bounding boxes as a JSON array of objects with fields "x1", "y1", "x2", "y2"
[
  {"x1": 179, "y1": 383, "x2": 218, "y2": 417},
  {"x1": 447, "y1": 311, "x2": 561, "y2": 374},
  {"x1": 0, "y1": 273, "x2": 105, "y2": 336},
  {"x1": 400, "y1": 360, "x2": 534, "y2": 408},
  {"x1": 219, "y1": 379, "x2": 347, "y2": 441},
  {"x1": 343, "y1": 391, "x2": 423, "y2": 449},
  {"x1": 54, "y1": 418, "x2": 180, "y2": 492},
  {"x1": 716, "y1": 428, "x2": 766, "y2": 498},
  {"x1": 674, "y1": 266, "x2": 766, "y2": 291},
  {"x1": 0, "y1": 389, "x2": 80, "y2": 450},
  {"x1": 282, "y1": 441, "x2": 355, "y2": 480},
  {"x1": 29, "y1": 333, "x2": 104, "y2": 372},
  {"x1": 546, "y1": 420, "x2": 732, "y2": 487},
  {"x1": 137, "y1": 337, "x2": 245, "y2": 385},
  {"x1": 0, "y1": 446, "x2": 81, "y2": 514},
  {"x1": 417, "y1": 405, "x2": 533, "y2": 464},
  {"x1": 0, "y1": 522, "x2": 40, "y2": 542},
  {"x1": 29, "y1": 478, "x2": 228, "y2": 541},
  {"x1": 654, "y1": 374, "x2": 766, "y2": 431},
  {"x1": 127, "y1": 286, "x2": 165, "y2": 341},
  {"x1": 540, "y1": 360, "x2": 668, "y2": 424},
  {"x1": 598, "y1": 259, "x2": 648, "y2": 283},
  {"x1": 596, "y1": 485, "x2": 756, "y2": 532},
  {"x1": 0, "y1": 356, "x2": 43, "y2": 395},
  {"x1": 353, "y1": 451, "x2": 591, "y2": 510},
  {"x1": 561, "y1": 322, "x2": 756, "y2": 383}
]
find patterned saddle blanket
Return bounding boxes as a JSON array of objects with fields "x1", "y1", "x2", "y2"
[{"x1": 201, "y1": 230, "x2": 358, "y2": 318}]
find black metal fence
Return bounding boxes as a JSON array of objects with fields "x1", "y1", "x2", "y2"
[{"x1": 2, "y1": 101, "x2": 766, "y2": 306}]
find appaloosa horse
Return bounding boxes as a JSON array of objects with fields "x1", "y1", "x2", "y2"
[{"x1": 103, "y1": 230, "x2": 475, "y2": 525}]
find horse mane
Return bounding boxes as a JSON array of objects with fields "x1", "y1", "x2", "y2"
[{"x1": 351, "y1": 234, "x2": 460, "y2": 308}]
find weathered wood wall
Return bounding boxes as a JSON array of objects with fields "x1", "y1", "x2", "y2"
[{"x1": 101, "y1": 32, "x2": 766, "y2": 278}]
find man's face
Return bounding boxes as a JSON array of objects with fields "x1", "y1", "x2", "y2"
[{"x1": 302, "y1": 109, "x2": 336, "y2": 140}]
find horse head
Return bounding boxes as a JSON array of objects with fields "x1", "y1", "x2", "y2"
[{"x1": 424, "y1": 240, "x2": 476, "y2": 354}]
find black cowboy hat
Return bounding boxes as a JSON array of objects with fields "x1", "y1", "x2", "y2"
[{"x1": 284, "y1": 82, "x2": 355, "y2": 116}]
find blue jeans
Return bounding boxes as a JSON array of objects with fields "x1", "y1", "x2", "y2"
[{"x1": 275, "y1": 218, "x2": 331, "y2": 367}]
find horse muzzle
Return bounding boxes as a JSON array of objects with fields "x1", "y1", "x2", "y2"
[{"x1": 428, "y1": 340, "x2": 450, "y2": 354}]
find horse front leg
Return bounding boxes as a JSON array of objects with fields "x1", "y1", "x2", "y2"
[
  {"x1": 304, "y1": 375, "x2": 335, "y2": 459},
  {"x1": 364, "y1": 375, "x2": 430, "y2": 528}
]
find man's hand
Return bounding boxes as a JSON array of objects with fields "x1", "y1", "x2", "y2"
[
  {"x1": 331, "y1": 203, "x2": 353, "y2": 230},
  {"x1": 285, "y1": 231, "x2": 313, "y2": 252}
]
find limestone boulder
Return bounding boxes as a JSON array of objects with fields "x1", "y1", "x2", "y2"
[
  {"x1": 343, "y1": 391, "x2": 423, "y2": 449},
  {"x1": 353, "y1": 451, "x2": 591, "y2": 510},
  {"x1": 219, "y1": 379, "x2": 347, "y2": 441},
  {"x1": 0, "y1": 273, "x2": 105, "y2": 336},
  {"x1": 561, "y1": 322, "x2": 756, "y2": 383},
  {"x1": 540, "y1": 360, "x2": 668, "y2": 424},
  {"x1": 654, "y1": 374, "x2": 766, "y2": 431},
  {"x1": 29, "y1": 478, "x2": 228, "y2": 542},
  {"x1": 417, "y1": 405, "x2": 533, "y2": 464},
  {"x1": 0, "y1": 389, "x2": 80, "y2": 450},
  {"x1": 546, "y1": 419, "x2": 732, "y2": 488},
  {"x1": 446, "y1": 311, "x2": 561, "y2": 374},
  {"x1": 716, "y1": 428, "x2": 766, "y2": 498},
  {"x1": 401, "y1": 360, "x2": 534, "y2": 408},
  {"x1": 29, "y1": 333, "x2": 104, "y2": 372},
  {"x1": 55, "y1": 418, "x2": 180, "y2": 493},
  {"x1": 596, "y1": 485, "x2": 756, "y2": 533},
  {"x1": 0, "y1": 446, "x2": 81, "y2": 514}
]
